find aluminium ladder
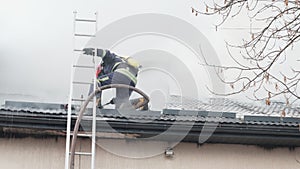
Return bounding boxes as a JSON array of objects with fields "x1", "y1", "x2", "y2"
[{"x1": 65, "y1": 11, "x2": 98, "y2": 169}]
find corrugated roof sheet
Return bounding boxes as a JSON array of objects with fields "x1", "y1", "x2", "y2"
[
  {"x1": 1, "y1": 98, "x2": 300, "y2": 127},
  {"x1": 166, "y1": 95, "x2": 300, "y2": 118},
  {"x1": 1, "y1": 99, "x2": 300, "y2": 146}
]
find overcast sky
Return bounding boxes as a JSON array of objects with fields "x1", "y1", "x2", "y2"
[{"x1": 0, "y1": 0, "x2": 298, "y2": 106}]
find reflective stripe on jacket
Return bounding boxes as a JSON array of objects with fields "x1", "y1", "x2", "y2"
[{"x1": 115, "y1": 68, "x2": 137, "y2": 85}]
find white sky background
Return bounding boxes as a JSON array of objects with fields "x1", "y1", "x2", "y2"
[{"x1": 0, "y1": 0, "x2": 298, "y2": 105}]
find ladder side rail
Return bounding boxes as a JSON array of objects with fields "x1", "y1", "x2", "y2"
[
  {"x1": 65, "y1": 11, "x2": 78, "y2": 169},
  {"x1": 91, "y1": 53, "x2": 97, "y2": 169},
  {"x1": 91, "y1": 12, "x2": 98, "y2": 169},
  {"x1": 91, "y1": 57, "x2": 97, "y2": 169}
]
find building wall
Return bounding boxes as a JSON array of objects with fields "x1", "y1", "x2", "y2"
[{"x1": 0, "y1": 137, "x2": 300, "y2": 169}]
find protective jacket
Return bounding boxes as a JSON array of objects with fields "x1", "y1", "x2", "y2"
[{"x1": 97, "y1": 50, "x2": 138, "y2": 85}]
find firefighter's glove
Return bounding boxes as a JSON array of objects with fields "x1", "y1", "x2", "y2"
[
  {"x1": 83, "y1": 48, "x2": 95, "y2": 56},
  {"x1": 83, "y1": 48, "x2": 107, "y2": 58}
]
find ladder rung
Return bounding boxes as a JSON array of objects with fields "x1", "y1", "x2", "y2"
[
  {"x1": 74, "y1": 49, "x2": 83, "y2": 52},
  {"x1": 73, "y1": 81, "x2": 93, "y2": 85},
  {"x1": 74, "y1": 33, "x2": 95, "y2": 37},
  {"x1": 72, "y1": 98, "x2": 94, "y2": 102},
  {"x1": 75, "y1": 18, "x2": 97, "y2": 22},
  {"x1": 71, "y1": 133, "x2": 92, "y2": 137},
  {"x1": 71, "y1": 152, "x2": 92, "y2": 156},
  {"x1": 73, "y1": 65, "x2": 94, "y2": 69},
  {"x1": 72, "y1": 98, "x2": 92, "y2": 102},
  {"x1": 78, "y1": 133, "x2": 92, "y2": 137}
]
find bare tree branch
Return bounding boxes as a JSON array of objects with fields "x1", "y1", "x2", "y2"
[{"x1": 192, "y1": 0, "x2": 300, "y2": 105}]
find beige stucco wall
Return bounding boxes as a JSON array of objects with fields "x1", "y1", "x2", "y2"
[{"x1": 0, "y1": 137, "x2": 300, "y2": 169}]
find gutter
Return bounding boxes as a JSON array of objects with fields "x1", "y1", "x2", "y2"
[{"x1": 0, "y1": 109, "x2": 300, "y2": 147}]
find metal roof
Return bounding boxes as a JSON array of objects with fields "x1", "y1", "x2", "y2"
[
  {"x1": 1, "y1": 99, "x2": 300, "y2": 147},
  {"x1": 1, "y1": 99, "x2": 300, "y2": 126},
  {"x1": 166, "y1": 95, "x2": 300, "y2": 118}
]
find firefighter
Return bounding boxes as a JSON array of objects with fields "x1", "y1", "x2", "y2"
[{"x1": 83, "y1": 48, "x2": 138, "y2": 109}]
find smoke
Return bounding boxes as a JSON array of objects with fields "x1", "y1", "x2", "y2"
[{"x1": 0, "y1": 0, "x2": 74, "y2": 104}]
